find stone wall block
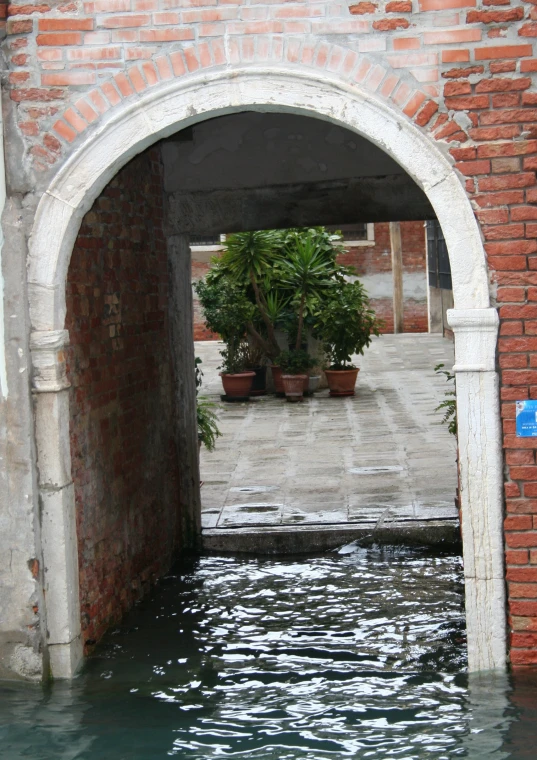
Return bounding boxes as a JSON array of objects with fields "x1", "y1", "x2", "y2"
[
  {"x1": 40, "y1": 483, "x2": 81, "y2": 649},
  {"x1": 34, "y1": 388, "x2": 72, "y2": 489}
]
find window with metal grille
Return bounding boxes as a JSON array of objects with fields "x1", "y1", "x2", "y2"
[
  {"x1": 189, "y1": 234, "x2": 222, "y2": 247},
  {"x1": 427, "y1": 220, "x2": 452, "y2": 291},
  {"x1": 325, "y1": 223, "x2": 369, "y2": 242}
]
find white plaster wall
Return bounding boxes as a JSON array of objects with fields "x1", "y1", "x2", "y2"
[
  {"x1": 355, "y1": 272, "x2": 428, "y2": 301},
  {"x1": 0, "y1": 83, "x2": 7, "y2": 400}
]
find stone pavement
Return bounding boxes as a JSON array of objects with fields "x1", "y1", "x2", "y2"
[{"x1": 196, "y1": 335, "x2": 459, "y2": 552}]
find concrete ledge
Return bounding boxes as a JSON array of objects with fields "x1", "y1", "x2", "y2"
[{"x1": 202, "y1": 520, "x2": 461, "y2": 554}]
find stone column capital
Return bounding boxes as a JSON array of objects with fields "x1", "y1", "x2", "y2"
[
  {"x1": 30, "y1": 329, "x2": 70, "y2": 393},
  {"x1": 447, "y1": 308, "x2": 499, "y2": 373}
]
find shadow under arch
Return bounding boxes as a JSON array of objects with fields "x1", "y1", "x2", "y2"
[{"x1": 26, "y1": 65, "x2": 505, "y2": 678}]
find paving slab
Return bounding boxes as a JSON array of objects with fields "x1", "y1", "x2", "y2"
[{"x1": 196, "y1": 334, "x2": 460, "y2": 552}]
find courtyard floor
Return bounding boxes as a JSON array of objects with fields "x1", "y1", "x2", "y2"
[{"x1": 196, "y1": 334, "x2": 458, "y2": 550}]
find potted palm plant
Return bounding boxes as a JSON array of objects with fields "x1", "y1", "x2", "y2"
[
  {"x1": 277, "y1": 348, "x2": 315, "y2": 402},
  {"x1": 219, "y1": 230, "x2": 283, "y2": 362},
  {"x1": 313, "y1": 280, "x2": 382, "y2": 397}
]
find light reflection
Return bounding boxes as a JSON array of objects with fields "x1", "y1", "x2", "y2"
[{"x1": 1, "y1": 548, "x2": 536, "y2": 758}]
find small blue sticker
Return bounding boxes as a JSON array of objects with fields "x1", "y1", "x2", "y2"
[{"x1": 516, "y1": 400, "x2": 537, "y2": 437}]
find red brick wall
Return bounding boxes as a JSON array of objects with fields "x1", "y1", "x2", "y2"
[{"x1": 65, "y1": 147, "x2": 181, "y2": 650}]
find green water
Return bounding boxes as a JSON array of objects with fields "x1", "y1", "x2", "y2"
[{"x1": 1, "y1": 546, "x2": 536, "y2": 759}]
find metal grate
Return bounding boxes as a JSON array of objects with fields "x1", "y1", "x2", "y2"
[
  {"x1": 427, "y1": 220, "x2": 452, "y2": 291},
  {"x1": 189, "y1": 234, "x2": 222, "y2": 247},
  {"x1": 325, "y1": 223, "x2": 368, "y2": 241}
]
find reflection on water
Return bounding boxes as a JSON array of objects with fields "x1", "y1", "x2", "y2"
[{"x1": 1, "y1": 547, "x2": 536, "y2": 758}]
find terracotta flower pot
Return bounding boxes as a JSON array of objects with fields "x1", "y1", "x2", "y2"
[
  {"x1": 282, "y1": 374, "x2": 308, "y2": 402},
  {"x1": 325, "y1": 368, "x2": 359, "y2": 397},
  {"x1": 220, "y1": 371, "x2": 255, "y2": 398},
  {"x1": 270, "y1": 365, "x2": 285, "y2": 395}
]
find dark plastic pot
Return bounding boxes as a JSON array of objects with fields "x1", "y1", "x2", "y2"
[
  {"x1": 325, "y1": 368, "x2": 360, "y2": 397},
  {"x1": 220, "y1": 371, "x2": 255, "y2": 398},
  {"x1": 248, "y1": 365, "x2": 267, "y2": 396}
]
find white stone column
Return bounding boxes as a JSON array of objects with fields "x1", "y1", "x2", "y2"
[
  {"x1": 30, "y1": 329, "x2": 82, "y2": 678},
  {"x1": 447, "y1": 308, "x2": 506, "y2": 672}
]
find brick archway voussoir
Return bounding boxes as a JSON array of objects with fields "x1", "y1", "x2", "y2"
[{"x1": 51, "y1": 37, "x2": 438, "y2": 150}]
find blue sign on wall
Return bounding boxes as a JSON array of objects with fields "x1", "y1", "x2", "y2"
[{"x1": 516, "y1": 400, "x2": 537, "y2": 437}]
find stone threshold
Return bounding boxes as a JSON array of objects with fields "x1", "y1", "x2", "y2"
[{"x1": 202, "y1": 520, "x2": 461, "y2": 554}]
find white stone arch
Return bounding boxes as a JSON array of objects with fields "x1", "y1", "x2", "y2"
[{"x1": 27, "y1": 66, "x2": 505, "y2": 677}]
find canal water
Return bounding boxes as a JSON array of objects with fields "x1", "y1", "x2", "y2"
[{"x1": 1, "y1": 546, "x2": 536, "y2": 759}]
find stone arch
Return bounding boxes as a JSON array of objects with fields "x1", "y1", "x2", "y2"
[{"x1": 27, "y1": 64, "x2": 505, "y2": 679}]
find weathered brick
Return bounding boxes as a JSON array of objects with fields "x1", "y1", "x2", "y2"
[
  {"x1": 443, "y1": 65, "x2": 484, "y2": 78},
  {"x1": 444, "y1": 80, "x2": 471, "y2": 96},
  {"x1": 477, "y1": 208, "x2": 509, "y2": 224},
  {"x1": 475, "y1": 44, "x2": 533, "y2": 60},
  {"x1": 484, "y1": 222, "x2": 524, "y2": 239},
  {"x1": 373, "y1": 18, "x2": 409, "y2": 30},
  {"x1": 414, "y1": 99, "x2": 438, "y2": 126},
  {"x1": 476, "y1": 77, "x2": 532, "y2": 93},
  {"x1": 444, "y1": 94, "x2": 489, "y2": 110},
  {"x1": 506, "y1": 549, "x2": 530, "y2": 565},
  {"x1": 506, "y1": 516, "x2": 534, "y2": 532},
  {"x1": 37, "y1": 31, "x2": 82, "y2": 45},
  {"x1": 474, "y1": 190, "x2": 525, "y2": 207},
  {"x1": 479, "y1": 173, "x2": 535, "y2": 191},
  {"x1": 490, "y1": 60, "x2": 517, "y2": 74},
  {"x1": 519, "y1": 23, "x2": 537, "y2": 38},
  {"x1": 349, "y1": 2, "x2": 378, "y2": 13},
  {"x1": 506, "y1": 533, "x2": 537, "y2": 548},
  {"x1": 38, "y1": 18, "x2": 93, "y2": 31},
  {"x1": 386, "y1": 1, "x2": 412, "y2": 11},
  {"x1": 467, "y1": 8, "x2": 524, "y2": 23},
  {"x1": 477, "y1": 140, "x2": 537, "y2": 158}
]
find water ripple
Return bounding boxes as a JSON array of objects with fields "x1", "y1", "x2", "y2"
[{"x1": 1, "y1": 547, "x2": 535, "y2": 758}]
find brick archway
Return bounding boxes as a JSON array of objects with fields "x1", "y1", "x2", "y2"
[{"x1": 27, "y1": 64, "x2": 505, "y2": 678}]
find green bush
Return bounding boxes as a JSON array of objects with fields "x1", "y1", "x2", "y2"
[
  {"x1": 195, "y1": 357, "x2": 222, "y2": 451},
  {"x1": 434, "y1": 363, "x2": 457, "y2": 436},
  {"x1": 195, "y1": 277, "x2": 255, "y2": 374},
  {"x1": 313, "y1": 280, "x2": 382, "y2": 369},
  {"x1": 196, "y1": 227, "x2": 381, "y2": 373},
  {"x1": 276, "y1": 349, "x2": 315, "y2": 375}
]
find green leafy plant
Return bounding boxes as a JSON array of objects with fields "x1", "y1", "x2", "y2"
[
  {"x1": 276, "y1": 348, "x2": 315, "y2": 375},
  {"x1": 197, "y1": 399, "x2": 222, "y2": 452},
  {"x1": 218, "y1": 342, "x2": 251, "y2": 375},
  {"x1": 197, "y1": 227, "x2": 364, "y2": 371},
  {"x1": 195, "y1": 357, "x2": 222, "y2": 451},
  {"x1": 313, "y1": 280, "x2": 382, "y2": 369},
  {"x1": 434, "y1": 363, "x2": 457, "y2": 436},
  {"x1": 195, "y1": 277, "x2": 255, "y2": 374}
]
